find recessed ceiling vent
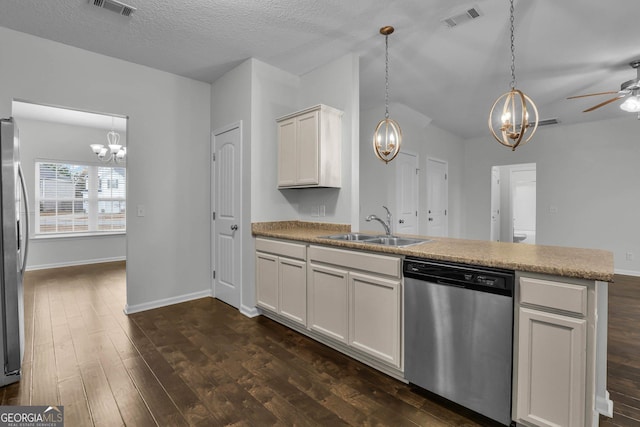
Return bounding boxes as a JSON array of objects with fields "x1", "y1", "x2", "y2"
[
  {"x1": 441, "y1": 6, "x2": 483, "y2": 28},
  {"x1": 89, "y1": 0, "x2": 136, "y2": 17},
  {"x1": 531, "y1": 118, "x2": 560, "y2": 127}
]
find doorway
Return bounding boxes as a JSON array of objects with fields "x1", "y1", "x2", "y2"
[
  {"x1": 211, "y1": 122, "x2": 242, "y2": 308},
  {"x1": 395, "y1": 151, "x2": 418, "y2": 235},
  {"x1": 489, "y1": 163, "x2": 536, "y2": 244},
  {"x1": 11, "y1": 100, "x2": 128, "y2": 268},
  {"x1": 426, "y1": 157, "x2": 448, "y2": 237}
]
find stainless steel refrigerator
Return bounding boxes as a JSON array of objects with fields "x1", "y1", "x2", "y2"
[{"x1": 0, "y1": 117, "x2": 29, "y2": 387}]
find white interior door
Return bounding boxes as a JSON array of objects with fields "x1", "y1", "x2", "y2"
[
  {"x1": 490, "y1": 166, "x2": 501, "y2": 241},
  {"x1": 426, "y1": 158, "x2": 448, "y2": 237},
  {"x1": 395, "y1": 151, "x2": 418, "y2": 235},
  {"x1": 212, "y1": 123, "x2": 242, "y2": 308}
]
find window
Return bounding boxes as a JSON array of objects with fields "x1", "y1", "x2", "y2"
[{"x1": 35, "y1": 162, "x2": 126, "y2": 235}]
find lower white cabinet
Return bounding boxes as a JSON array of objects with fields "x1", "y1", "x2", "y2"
[
  {"x1": 308, "y1": 245, "x2": 402, "y2": 369},
  {"x1": 255, "y1": 238, "x2": 307, "y2": 326},
  {"x1": 514, "y1": 276, "x2": 591, "y2": 427},
  {"x1": 307, "y1": 263, "x2": 349, "y2": 343},
  {"x1": 349, "y1": 272, "x2": 401, "y2": 368}
]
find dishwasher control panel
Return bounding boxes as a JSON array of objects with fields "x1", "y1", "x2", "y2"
[{"x1": 403, "y1": 258, "x2": 514, "y2": 296}]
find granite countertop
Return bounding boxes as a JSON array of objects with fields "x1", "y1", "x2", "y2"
[{"x1": 252, "y1": 221, "x2": 614, "y2": 282}]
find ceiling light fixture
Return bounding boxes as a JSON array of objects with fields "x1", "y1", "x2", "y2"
[
  {"x1": 620, "y1": 90, "x2": 640, "y2": 113},
  {"x1": 90, "y1": 117, "x2": 126, "y2": 163},
  {"x1": 488, "y1": 0, "x2": 538, "y2": 151},
  {"x1": 373, "y1": 26, "x2": 402, "y2": 164}
]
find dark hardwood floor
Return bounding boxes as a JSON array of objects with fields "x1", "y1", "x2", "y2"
[{"x1": 2, "y1": 262, "x2": 638, "y2": 426}]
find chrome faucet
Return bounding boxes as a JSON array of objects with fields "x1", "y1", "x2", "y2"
[{"x1": 366, "y1": 206, "x2": 393, "y2": 236}]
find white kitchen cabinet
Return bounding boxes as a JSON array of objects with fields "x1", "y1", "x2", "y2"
[
  {"x1": 276, "y1": 104, "x2": 342, "y2": 189},
  {"x1": 255, "y1": 238, "x2": 307, "y2": 326},
  {"x1": 307, "y1": 245, "x2": 402, "y2": 368},
  {"x1": 514, "y1": 276, "x2": 591, "y2": 427},
  {"x1": 349, "y1": 271, "x2": 402, "y2": 368},
  {"x1": 307, "y1": 262, "x2": 349, "y2": 343}
]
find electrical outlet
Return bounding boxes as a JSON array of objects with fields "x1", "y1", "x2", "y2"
[
  {"x1": 319, "y1": 204, "x2": 326, "y2": 217},
  {"x1": 626, "y1": 252, "x2": 634, "y2": 261},
  {"x1": 548, "y1": 205, "x2": 558, "y2": 214},
  {"x1": 137, "y1": 205, "x2": 145, "y2": 217}
]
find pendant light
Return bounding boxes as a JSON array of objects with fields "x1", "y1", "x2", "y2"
[
  {"x1": 488, "y1": 0, "x2": 538, "y2": 151},
  {"x1": 373, "y1": 26, "x2": 402, "y2": 164},
  {"x1": 90, "y1": 116, "x2": 126, "y2": 163}
]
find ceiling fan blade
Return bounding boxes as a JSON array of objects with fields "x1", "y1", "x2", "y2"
[
  {"x1": 567, "y1": 91, "x2": 619, "y2": 99},
  {"x1": 582, "y1": 95, "x2": 624, "y2": 112}
]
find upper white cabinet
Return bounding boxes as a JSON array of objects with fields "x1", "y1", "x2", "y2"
[{"x1": 277, "y1": 104, "x2": 343, "y2": 188}]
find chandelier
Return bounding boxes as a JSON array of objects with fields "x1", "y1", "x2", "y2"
[
  {"x1": 90, "y1": 117, "x2": 126, "y2": 163},
  {"x1": 373, "y1": 26, "x2": 402, "y2": 164},
  {"x1": 488, "y1": 0, "x2": 538, "y2": 151}
]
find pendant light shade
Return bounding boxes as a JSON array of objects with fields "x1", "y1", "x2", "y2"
[
  {"x1": 489, "y1": 89, "x2": 539, "y2": 150},
  {"x1": 373, "y1": 26, "x2": 402, "y2": 164},
  {"x1": 488, "y1": 0, "x2": 538, "y2": 151}
]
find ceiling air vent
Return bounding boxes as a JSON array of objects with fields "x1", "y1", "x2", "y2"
[
  {"x1": 90, "y1": 0, "x2": 136, "y2": 17},
  {"x1": 441, "y1": 6, "x2": 483, "y2": 28},
  {"x1": 530, "y1": 118, "x2": 560, "y2": 127}
]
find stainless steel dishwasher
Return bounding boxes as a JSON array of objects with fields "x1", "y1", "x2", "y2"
[{"x1": 404, "y1": 257, "x2": 515, "y2": 426}]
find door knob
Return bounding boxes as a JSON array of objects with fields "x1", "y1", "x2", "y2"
[{"x1": 230, "y1": 225, "x2": 238, "y2": 231}]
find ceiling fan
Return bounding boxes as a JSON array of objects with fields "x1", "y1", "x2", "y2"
[{"x1": 568, "y1": 60, "x2": 640, "y2": 113}]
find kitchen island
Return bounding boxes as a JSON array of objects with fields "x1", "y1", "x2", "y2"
[{"x1": 252, "y1": 220, "x2": 614, "y2": 427}]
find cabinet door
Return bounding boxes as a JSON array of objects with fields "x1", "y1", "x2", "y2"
[
  {"x1": 279, "y1": 257, "x2": 307, "y2": 326},
  {"x1": 515, "y1": 307, "x2": 587, "y2": 427},
  {"x1": 307, "y1": 263, "x2": 349, "y2": 343},
  {"x1": 277, "y1": 118, "x2": 297, "y2": 187},
  {"x1": 349, "y1": 272, "x2": 401, "y2": 368},
  {"x1": 295, "y1": 110, "x2": 319, "y2": 185},
  {"x1": 256, "y1": 252, "x2": 279, "y2": 312}
]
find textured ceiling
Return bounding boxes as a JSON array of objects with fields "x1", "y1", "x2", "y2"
[{"x1": 1, "y1": 0, "x2": 640, "y2": 139}]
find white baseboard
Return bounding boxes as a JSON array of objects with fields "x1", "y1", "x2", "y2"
[
  {"x1": 124, "y1": 289, "x2": 213, "y2": 314},
  {"x1": 614, "y1": 268, "x2": 640, "y2": 277},
  {"x1": 240, "y1": 304, "x2": 259, "y2": 318},
  {"x1": 26, "y1": 256, "x2": 126, "y2": 271},
  {"x1": 596, "y1": 390, "x2": 614, "y2": 418}
]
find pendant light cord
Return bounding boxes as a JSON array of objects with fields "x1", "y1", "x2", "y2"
[
  {"x1": 385, "y1": 33, "x2": 390, "y2": 119},
  {"x1": 509, "y1": 0, "x2": 516, "y2": 90}
]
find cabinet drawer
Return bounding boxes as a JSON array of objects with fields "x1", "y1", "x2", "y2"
[
  {"x1": 256, "y1": 238, "x2": 306, "y2": 260},
  {"x1": 308, "y1": 245, "x2": 401, "y2": 278},
  {"x1": 520, "y1": 277, "x2": 587, "y2": 316}
]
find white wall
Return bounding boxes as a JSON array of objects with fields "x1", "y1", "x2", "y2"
[
  {"x1": 0, "y1": 27, "x2": 212, "y2": 310},
  {"x1": 295, "y1": 54, "x2": 360, "y2": 226},
  {"x1": 463, "y1": 117, "x2": 640, "y2": 274},
  {"x1": 210, "y1": 55, "x2": 359, "y2": 313},
  {"x1": 359, "y1": 104, "x2": 465, "y2": 237},
  {"x1": 17, "y1": 118, "x2": 126, "y2": 269}
]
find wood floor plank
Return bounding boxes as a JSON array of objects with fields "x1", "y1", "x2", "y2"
[
  {"x1": 58, "y1": 375, "x2": 93, "y2": 427},
  {"x1": 11, "y1": 264, "x2": 640, "y2": 426}
]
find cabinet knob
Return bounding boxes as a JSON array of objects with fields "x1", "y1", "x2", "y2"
[
  {"x1": 399, "y1": 219, "x2": 405, "y2": 224},
  {"x1": 231, "y1": 225, "x2": 238, "y2": 231}
]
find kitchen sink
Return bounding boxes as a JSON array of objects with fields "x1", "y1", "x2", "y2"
[
  {"x1": 365, "y1": 236, "x2": 429, "y2": 247},
  {"x1": 322, "y1": 233, "x2": 380, "y2": 241},
  {"x1": 321, "y1": 233, "x2": 430, "y2": 247}
]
